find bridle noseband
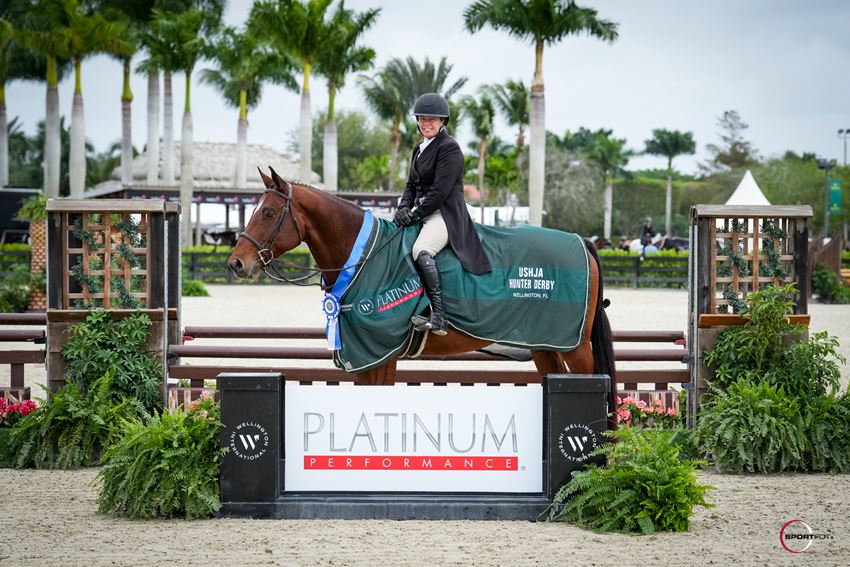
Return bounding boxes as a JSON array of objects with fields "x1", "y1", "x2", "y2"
[{"x1": 239, "y1": 181, "x2": 303, "y2": 267}]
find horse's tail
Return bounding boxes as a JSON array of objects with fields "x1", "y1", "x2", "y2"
[{"x1": 585, "y1": 240, "x2": 617, "y2": 426}]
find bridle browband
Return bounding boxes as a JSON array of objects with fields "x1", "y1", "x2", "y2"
[
  {"x1": 239, "y1": 181, "x2": 303, "y2": 268},
  {"x1": 237, "y1": 180, "x2": 405, "y2": 290}
]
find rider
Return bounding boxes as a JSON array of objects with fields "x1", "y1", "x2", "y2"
[{"x1": 393, "y1": 93, "x2": 491, "y2": 335}]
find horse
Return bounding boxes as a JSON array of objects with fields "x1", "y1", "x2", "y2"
[{"x1": 227, "y1": 168, "x2": 618, "y2": 419}]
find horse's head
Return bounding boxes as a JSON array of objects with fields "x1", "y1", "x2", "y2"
[{"x1": 228, "y1": 167, "x2": 304, "y2": 279}]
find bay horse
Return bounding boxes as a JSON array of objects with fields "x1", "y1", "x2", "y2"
[{"x1": 228, "y1": 168, "x2": 617, "y2": 415}]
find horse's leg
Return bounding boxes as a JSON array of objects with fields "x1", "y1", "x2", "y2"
[
  {"x1": 357, "y1": 359, "x2": 398, "y2": 385},
  {"x1": 531, "y1": 351, "x2": 567, "y2": 376},
  {"x1": 563, "y1": 343, "x2": 595, "y2": 374}
]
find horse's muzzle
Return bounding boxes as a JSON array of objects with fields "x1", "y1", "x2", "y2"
[{"x1": 228, "y1": 256, "x2": 254, "y2": 279}]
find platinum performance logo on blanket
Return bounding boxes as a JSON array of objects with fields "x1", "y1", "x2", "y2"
[{"x1": 332, "y1": 221, "x2": 591, "y2": 373}]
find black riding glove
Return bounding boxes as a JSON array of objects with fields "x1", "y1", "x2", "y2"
[{"x1": 394, "y1": 207, "x2": 413, "y2": 226}]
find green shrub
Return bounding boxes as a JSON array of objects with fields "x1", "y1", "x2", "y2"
[
  {"x1": 4, "y1": 371, "x2": 145, "y2": 469},
  {"x1": 0, "y1": 264, "x2": 33, "y2": 313},
  {"x1": 97, "y1": 395, "x2": 224, "y2": 519},
  {"x1": 61, "y1": 311, "x2": 162, "y2": 411},
  {"x1": 547, "y1": 427, "x2": 713, "y2": 534},
  {"x1": 15, "y1": 193, "x2": 48, "y2": 221},
  {"x1": 697, "y1": 379, "x2": 807, "y2": 473},
  {"x1": 182, "y1": 278, "x2": 209, "y2": 297},
  {"x1": 811, "y1": 264, "x2": 850, "y2": 304},
  {"x1": 802, "y1": 393, "x2": 850, "y2": 473},
  {"x1": 704, "y1": 284, "x2": 844, "y2": 399}
]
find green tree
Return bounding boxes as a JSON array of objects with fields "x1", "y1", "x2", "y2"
[
  {"x1": 644, "y1": 128, "x2": 696, "y2": 237},
  {"x1": 315, "y1": 2, "x2": 378, "y2": 191},
  {"x1": 482, "y1": 79, "x2": 528, "y2": 150},
  {"x1": 359, "y1": 56, "x2": 466, "y2": 191},
  {"x1": 701, "y1": 109, "x2": 758, "y2": 173},
  {"x1": 201, "y1": 25, "x2": 297, "y2": 189},
  {"x1": 459, "y1": 91, "x2": 495, "y2": 222},
  {"x1": 251, "y1": 0, "x2": 335, "y2": 182},
  {"x1": 588, "y1": 131, "x2": 631, "y2": 239},
  {"x1": 464, "y1": 0, "x2": 618, "y2": 227},
  {"x1": 308, "y1": 109, "x2": 391, "y2": 190}
]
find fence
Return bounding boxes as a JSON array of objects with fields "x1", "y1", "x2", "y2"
[
  {"x1": 598, "y1": 254, "x2": 688, "y2": 288},
  {"x1": 183, "y1": 250, "x2": 312, "y2": 283}
]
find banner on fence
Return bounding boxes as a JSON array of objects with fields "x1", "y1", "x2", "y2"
[{"x1": 284, "y1": 383, "x2": 543, "y2": 492}]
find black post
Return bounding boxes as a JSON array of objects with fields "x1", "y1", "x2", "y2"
[
  {"x1": 543, "y1": 374, "x2": 610, "y2": 500},
  {"x1": 218, "y1": 372, "x2": 282, "y2": 504}
]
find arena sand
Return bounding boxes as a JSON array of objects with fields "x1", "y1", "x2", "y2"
[{"x1": 1, "y1": 285, "x2": 849, "y2": 565}]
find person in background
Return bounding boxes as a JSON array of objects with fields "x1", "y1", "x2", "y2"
[
  {"x1": 640, "y1": 217, "x2": 655, "y2": 246},
  {"x1": 393, "y1": 93, "x2": 491, "y2": 335}
]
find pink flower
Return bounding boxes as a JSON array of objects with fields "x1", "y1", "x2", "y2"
[
  {"x1": 667, "y1": 407, "x2": 677, "y2": 417},
  {"x1": 617, "y1": 409, "x2": 630, "y2": 420},
  {"x1": 644, "y1": 406, "x2": 655, "y2": 414},
  {"x1": 616, "y1": 396, "x2": 623, "y2": 405},
  {"x1": 636, "y1": 400, "x2": 647, "y2": 409},
  {"x1": 653, "y1": 399, "x2": 664, "y2": 407},
  {"x1": 622, "y1": 396, "x2": 635, "y2": 405}
]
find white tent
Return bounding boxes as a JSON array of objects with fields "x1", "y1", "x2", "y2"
[{"x1": 724, "y1": 170, "x2": 770, "y2": 205}]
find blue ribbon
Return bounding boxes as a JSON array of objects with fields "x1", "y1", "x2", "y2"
[{"x1": 324, "y1": 210, "x2": 375, "y2": 350}]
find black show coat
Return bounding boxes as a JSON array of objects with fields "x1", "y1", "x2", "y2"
[{"x1": 399, "y1": 129, "x2": 491, "y2": 275}]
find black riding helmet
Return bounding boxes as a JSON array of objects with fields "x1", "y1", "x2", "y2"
[{"x1": 413, "y1": 92, "x2": 450, "y2": 126}]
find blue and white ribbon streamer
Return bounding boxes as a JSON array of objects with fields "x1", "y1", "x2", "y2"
[{"x1": 324, "y1": 210, "x2": 374, "y2": 350}]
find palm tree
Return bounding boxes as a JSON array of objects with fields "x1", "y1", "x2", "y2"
[
  {"x1": 0, "y1": 10, "x2": 48, "y2": 188},
  {"x1": 644, "y1": 129, "x2": 695, "y2": 237},
  {"x1": 15, "y1": 0, "x2": 75, "y2": 198},
  {"x1": 483, "y1": 79, "x2": 528, "y2": 150},
  {"x1": 459, "y1": 92, "x2": 495, "y2": 222},
  {"x1": 588, "y1": 131, "x2": 630, "y2": 239},
  {"x1": 251, "y1": 0, "x2": 335, "y2": 182},
  {"x1": 464, "y1": 0, "x2": 618, "y2": 227},
  {"x1": 201, "y1": 26, "x2": 297, "y2": 189},
  {"x1": 359, "y1": 56, "x2": 466, "y2": 191},
  {"x1": 315, "y1": 2, "x2": 378, "y2": 191}
]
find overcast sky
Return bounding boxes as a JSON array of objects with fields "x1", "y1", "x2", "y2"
[{"x1": 6, "y1": 0, "x2": 850, "y2": 177}]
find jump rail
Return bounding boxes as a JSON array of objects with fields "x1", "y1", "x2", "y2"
[
  {"x1": 0, "y1": 313, "x2": 47, "y2": 401},
  {"x1": 168, "y1": 326, "x2": 689, "y2": 409}
]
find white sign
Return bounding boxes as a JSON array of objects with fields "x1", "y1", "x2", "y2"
[{"x1": 284, "y1": 383, "x2": 542, "y2": 493}]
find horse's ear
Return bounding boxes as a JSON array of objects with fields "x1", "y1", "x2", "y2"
[
  {"x1": 257, "y1": 167, "x2": 274, "y2": 189},
  {"x1": 268, "y1": 166, "x2": 286, "y2": 191}
]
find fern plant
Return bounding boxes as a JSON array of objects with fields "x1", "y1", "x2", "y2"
[
  {"x1": 5, "y1": 371, "x2": 145, "y2": 469},
  {"x1": 547, "y1": 427, "x2": 713, "y2": 534},
  {"x1": 697, "y1": 379, "x2": 807, "y2": 473},
  {"x1": 802, "y1": 392, "x2": 850, "y2": 473},
  {"x1": 61, "y1": 310, "x2": 162, "y2": 411},
  {"x1": 97, "y1": 395, "x2": 224, "y2": 520}
]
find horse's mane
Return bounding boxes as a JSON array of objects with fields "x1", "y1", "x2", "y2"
[{"x1": 286, "y1": 179, "x2": 365, "y2": 215}]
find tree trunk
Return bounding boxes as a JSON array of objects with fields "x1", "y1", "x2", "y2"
[
  {"x1": 235, "y1": 116, "x2": 248, "y2": 188},
  {"x1": 0, "y1": 93, "x2": 7, "y2": 188},
  {"x1": 388, "y1": 120, "x2": 401, "y2": 192},
  {"x1": 181, "y1": 110, "x2": 193, "y2": 247},
  {"x1": 146, "y1": 70, "x2": 160, "y2": 185},
  {"x1": 323, "y1": 119, "x2": 338, "y2": 191},
  {"x1": 163, "y1": 72, "x2": 174, "y2": 185},
  {"x1": 69, "y1": 59, "x2": 86, "y2": 198},
  {"x1": 120, "y1": 60, "x2": 133, "y2": 186},
  {"x1": 298, "y1": 64, "x2": 312, "y2": 181},
  {"x1": 478, "y1": 139, "x2": 488, "y2": 223},
  {"x1": 516, "y1": 125, "x2": 525, "y2": 151},
  {"x1": 528, "y1": 38, "x2": 546, "y2": 227},
  {"x1": 665, "y1": 173, "x2": 673, "y2": 236},
  {"x1": 44, "y1": 59, "x2": 61, "y2": 198},
  {"x1": 603, "y1": 180, "x2": 613, "y2": 240}
]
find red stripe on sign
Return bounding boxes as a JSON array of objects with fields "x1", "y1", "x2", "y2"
[
  {"x1": 377, "y1": 287, "x2": 423, "y2": 312},
  {"x1": 303, "y1": 455, "x2": 518, "y2": 471}
]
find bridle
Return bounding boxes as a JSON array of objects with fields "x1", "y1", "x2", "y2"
[
  {"x1": 238, "y1": 181, "x2": 303, "y2": 268},
  {"x1": 237, "y1": 180, "x2": 405, "y2": 290}
]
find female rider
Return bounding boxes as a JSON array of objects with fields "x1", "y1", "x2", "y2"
[{"x1": 393, "y1": 92, "x2": 491, "y2": 335}]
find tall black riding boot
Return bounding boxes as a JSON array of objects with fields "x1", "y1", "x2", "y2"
[{"x1": 411, "y1": 251, "x2": 448, "y2": 335}]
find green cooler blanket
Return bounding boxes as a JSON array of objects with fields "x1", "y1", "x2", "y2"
[{"x1": 331, "y1": 219, "x2": 591, "y2": 373}]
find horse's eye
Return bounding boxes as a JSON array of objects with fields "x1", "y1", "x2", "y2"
[{"x1": 263, "y1": 208, "x2": 275, "y2": 219}]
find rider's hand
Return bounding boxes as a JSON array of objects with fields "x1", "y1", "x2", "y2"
[{"x1": 394, "y1": 207, "x2": 414, "y2": 226}]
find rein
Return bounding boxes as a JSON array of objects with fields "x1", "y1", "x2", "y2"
[{"x1": 238, "y1": 182, "x2": 404, "y2": 290}]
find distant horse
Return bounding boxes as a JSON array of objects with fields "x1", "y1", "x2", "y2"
[{"x1": 227, "y1": 168, "x2": 617, "y2": 415}]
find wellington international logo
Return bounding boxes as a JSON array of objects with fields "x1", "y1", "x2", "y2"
[
  {"x1": 228, "y1": 421, "x2": 270, "y2": 461},
  {"x1": 779, "y1": 519, "x2": 834, "y2": 553}
]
